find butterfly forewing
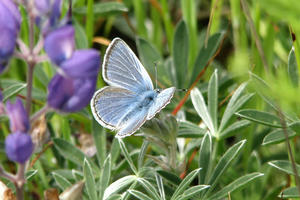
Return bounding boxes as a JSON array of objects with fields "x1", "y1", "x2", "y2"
[
  {"x1": 148, "y1": 87, "x2": 176, "y2": 119},
  {"x1": 103, "y1": 38, "x2": 153, "y2": 93}
]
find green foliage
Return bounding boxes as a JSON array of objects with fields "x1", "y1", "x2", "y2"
[{"x1": 2, "y1": 0, "x2": 300, "y2": 199}]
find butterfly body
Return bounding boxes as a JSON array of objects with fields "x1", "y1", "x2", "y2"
[{"x1": 91, "y1": 38, "x2": 175, "y2": 138}]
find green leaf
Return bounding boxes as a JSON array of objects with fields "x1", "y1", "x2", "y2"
[
  {"x1": 207, "y1": 172, "x2": 264, "y2": 200},
  {"x1": 155, "y1": 174, "x2": 165, "y2": 200},
  {"x1": 173, "y1": 20, "x2": 189, "y2": 88},
  {"x1": 171, "y1": 168, "x2": 201, "y2": 200},
  {"x1": 206, "y1": 140, "x2": 246, "y2": 195},
  {"x1": 25, "y1": 170, "x2": 38, "y2": 180},
  {"x1": 118, "y1": 139, "x2": 138, "y2": 175},
  {"x1": 268, "y1": 160, "x2": 300, "y2": 175},
  {"x1": 99, "y1": 155, "x2": 112, "y2": 200},
  {"x1": 53, "y1": 138, "x2": 99, "y2": 174},
  {"x1": 190, "y1": 32, "x2": 224, "y2": 85},
  {"x1": 128, "y1": 190, "x2": 153, "y2": 200},
  {"x1": 208, "y1": 69, "x2": 218, "y2": 131},
  {"x1": 236, "y1": 109, "x2": 282, "y2": 128},
  {"x1": 2, "y1": 82, "x2": 26, "y2": 101},
  {"x1": 74, "y1": 20, "x2": 88, "y2": 49},
  {"x1": 136, "y1": 37, "x2": 167, "y2": 84},
  {"x1": 262, "y1": 129, "x2": 296, "y2": 145},
  {"x1": 156, "y1": 170, "x2": 181, "y2": 186},
  {"x1": 199, "y1": 132, "x2": 212, "y2": 184},
  {"x1": 219, "y1": 83, "x2": 252, "y2": 132},
  {"x1": 191, "y1": 88, "x2": 215, "y2": 134},
  {"x1": 138, "y1": 140, "x2": 149, "y2": 170},
  {"x1": 52, "y1": 172, "x2": 72, "y2": 190},
  {"x1": 92, "y1": 120, "x2": 106, "y2": 167},
  {"x1": 288, "y1": 47, "x2": 299, "y2": 87},
  {"x1": 83, "y1": 158, "x2": 97, "y2": 200},
  {"x1": 103, "y1": 175, "x2": 137, "y2": 200},
  {"x1": 178, "y1": 121, "x2": 206, "y2": 138},
  {"x1": 279, "y1": 187, "x2": 300, "y2": 198},
  {"x1": 177, "y1": 185, "x2": 210, "y2": 200},
  {"x1": 74, "y1": 2, "x2": 128, "y2": 16},
  {"x1": 137, "y1": 178, "x2": 161, "y2": 200},
  {"x1": 110, "y1": 138, "x2": 120, "y2": 166},
  {"x1": 220, "y1": 120, "x2": 251, "y2": 139}
]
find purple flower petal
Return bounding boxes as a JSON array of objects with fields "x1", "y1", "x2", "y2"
[
  {"x1": 47, "y1": 74, "x2": 97, "y2": 112},
  {"x1": 61, "y1": 49, "x2": 101, "y2": 78},
  {"x1": 0, "y1": 0, "x2": 21, "y2": 30},
  {"x1": 5, "y1": 132, "x2": 33, "y2": 163},
  {"x1": 6, "y1": 98, "x2": 30, "y2": 133},
  {"x1": 0, "y1": 27, "x2": 17, "y2": 62},
  {"x1": 44, "y1": 25, "x2": 75, "y2": 65}
]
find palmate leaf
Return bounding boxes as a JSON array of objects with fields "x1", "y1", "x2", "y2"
[
  {"x1": 176, "y1": 185, "x2": 210, "y2": 200},
  {"x1": 262, "y1": 129, "x2": 296, "y2": 145},
  {"x1": 191, "y1": 88, "x2": 215, "y2": 134},
  {"x1": 118, "y1": 139, "x2": 138, "y2": 175},
  {"x1": 268, "y1": 160, "x2": 300, "y2": 175},
  {"x1": 53, "y1": 138, "x2": 100, "y2": 174},
  {"x1": 207, "y1": 172, "x2": 264, "y2": 200},
  {"x1": 190, "y1": 32, "x2": 224, "y2": 85},
  {"x1": 279, "y1": 187, "x2": 300, "y2": 198},
  {"x1": 236, "y1": 109, "x2": 282, "y2": 128},
  {"x1": 2, "y1": 82, "x2": 26, "y2": 101},
  {"x1": 52, "y1": 172, "x2": 72, "y2": 190},
  {"x1": 219, "y1": 82, "x2": 252, "y2": 132},
  {"x1": 92, "y1": 119, "x2": 106, "y2": 167},
  {"x1": 208, "y1": 70, "x2": 218, "y2": 132},
  {"x1": 99, "y1": 155, "x2": 112, "y2": 200},
  {"x1": 83, "y1": 158, "x2": 97, "y2": 200},
  {"x1": 173, "y1": 20, "x2": 189, "y2": 88},
  {"x1": 204, "y1": 140, "x2": 246, "y2": 197},
  {"x1": 171, "y1": 168, "x2": 201, "y2": 200},
  {"x1": 288, "y1": 47, "x2": 299, "y2": 87},
  {"x1": 178, "y1": 121, "x2": 206, "y2": 138},
  {"x1": 199, "y1": 132, "x2": 212, "y2": 184},
  {"x1": 137, "y1": 178, "x2": 162, "y2": 200},
  {"x1": 128, "y1": 190, "x2": 153, "y2": 200},
  {"x1": 103, "y1": 175, "x2": 137, "y2": 200}
]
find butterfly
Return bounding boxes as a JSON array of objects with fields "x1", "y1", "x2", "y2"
[{"x1": 91, "y1": 38, "x2": 176, "y2": 138}]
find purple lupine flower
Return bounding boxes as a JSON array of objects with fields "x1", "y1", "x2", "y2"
[
  {"x1": 0, "y1": 91, "x2": 4, "y2": 115},
  {"x1": 6, "y1": 98, "x2": 30, "y2": 133},
  {"x1": 48, "y1": 74, "x2": 98, "y2": 112},
  {"x1": 34, "y1": 0, "x2": 62, "y2": 34},
  {"x1": 0, "y1": 0, "x2": 21, "y2": 30},
  {"x1": 44, "y1": 25, "x2": 75, "y2": 65},
  {"x1": 5, "y1": 132, "x2": 33, "y2": 163},
  {"x1": 0, "y1": 0, "x2": 21, "y2": 74},
  {"x1": 0, "y1": 28, "x2": 18, "y2": 73},
  {"x1": 61, "y1": 50, "x2": 100, "y2": 78},
  {"x1": 47, "y1": 50, "x2": 101, "y2": 112}
]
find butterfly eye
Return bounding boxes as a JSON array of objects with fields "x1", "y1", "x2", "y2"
[{"x1": 155, "y1": 89, "x2": 161, "y2": 93}]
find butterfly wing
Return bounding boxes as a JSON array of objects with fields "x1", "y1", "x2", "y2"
[
  {"x1": 91, "y1": 86, "x2": 136, "y2": 129},
  {"x1": 103, "y1": 38, "x2": 153, "y2": 93},
  {"x1": 116, "y1": 108, "x2": 149, "y2": 138},
  {"x1": 147, "y1": 87, "x2": 176, "y2": 120}
]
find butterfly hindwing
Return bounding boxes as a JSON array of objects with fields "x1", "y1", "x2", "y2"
[
  {"x1": 91, "y1": 86, "x2": 136, "y2": 129},
  {"x1": 103, "y1": 38, "x2": 153, "y2": 93}
]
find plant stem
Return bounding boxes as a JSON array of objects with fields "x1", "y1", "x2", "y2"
[
  {"x1": 240, "y1": 0, "x2": 269, "y2": 73},
  {"x1": 30, "y1": 105, "x2": 50, "y2": 123},
  {"x1": 277, "y1": 109, "x2": 300, "y2": 195}
]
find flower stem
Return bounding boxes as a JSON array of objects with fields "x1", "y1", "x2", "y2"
[
  {"x1": 277, "y1": 109, "x2": 300, "y2": 195},
  {"x1": 30, "y1": 105, "x2": 50, "y2": 123}
]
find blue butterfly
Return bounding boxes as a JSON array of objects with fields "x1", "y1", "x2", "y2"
[{"x1": 91, "y1": 38, "x2": 175, "y2": 138}]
